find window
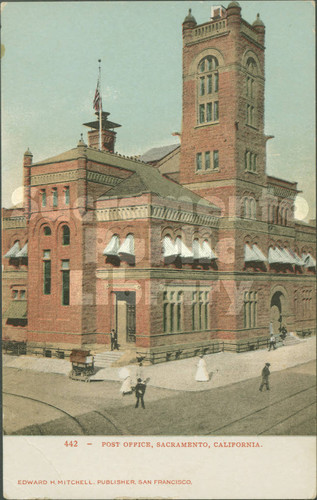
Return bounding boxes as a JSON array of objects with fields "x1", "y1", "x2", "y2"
[
  {"x1": 206, "y1": 102, "x2": 212, "y2": 122},
  {"x1": 197, "y1": 56, "x2": 219, "y2": 125},
  {"x1": 62, "y1": 225, "x2": 70, "y2": 246},
  {"x1": 196, "y1": 153, "x2": 202, "y2": 171},
  {"x1": 12, "y1": 290, "x2": 18, "y2": 300},
  {"x1": 245, "y1": 150, "x2": 257, "y2": 172},
  {"x1": 199, "y1": 105, "x2": 205, "y2": 124},
  {"x1": 64, "y1": 186, "x2": 70, "y2": 205},
  {"x1": 52, "y1": 188, "x2": 58, "y2": 207},
  {"x1": 20, "y1": 290, "x2": 26, "y2": 300},
  {"x1": 243, "y1": 291, "x2": 257, "y2": 328},
  {"x1": 44, "y1": 226, "x2": 51, "y2": 236},
  {"x1": 43, "y1": 250, "x2": 51, "y2": 295},
  {"x1": 61, "y1": 260, "x2": 70, "y2": 306},
  {"x1": 163, "y1": 290, "x2": 183, "y2": 333},
  {"x1": 41, "y1": 190, "x2": 46, "y2": 207},
  {"x1": 213, "y1": 150, "x2": 219, "y2": 170},
  {"x1": 205, "y1": 151, "x2": 210, "y2": 170},
  {"x1": 196, "y1": 150, "x2": 219, "y2": 172},
  {"x1": 243, "y1": 197, "x2": 256, "y2": 219},
  {"x1": 192, "y1": 290, "x2": 209, "y2": 330},
  {"x1": 246, "y1": 57, "x2": 257, "y2": 125}
]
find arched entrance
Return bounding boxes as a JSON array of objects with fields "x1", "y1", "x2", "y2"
[{"x1": 270, "y1": 290, "x2": 287, "y2": 334}]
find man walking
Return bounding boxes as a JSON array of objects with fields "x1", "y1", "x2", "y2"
[
  {"x1": 135, "y1": 378, "x2": 146, "y2": 409},
  {"x1": 268, "y1": 333, "x2": 276, "y2": 351},
  {"x1": 110, "y1": 329, "x2": 116, "y2": 351},
  {"x1": 259, "y1": 363, "x2": 271, "y2": 391}
]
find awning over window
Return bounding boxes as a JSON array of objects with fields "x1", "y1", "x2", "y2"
[
  {"x1": 268, "y1": 247, "x2": 286, "y2": 264},
  {"x1": 244, "y1": 244, "x2": 267, "y2": 262},
  {"x1": 4, "y1": 300, "x2": 27, "y2": 320},
  {"x1": 16, "y1": 243, "x2": 28, "y2": 258},
  {"x1": 280, "y1": 248, "x2": 296, "y2": 265},
  {"x1": 103, "y1": 235, "x2": 120, "y2": 256},
  {"x1": 163, "y1": 236, "x2": 178, "y2": 263},
  {"x1": 288, "y1": 249, "x2": 304, "y2": 266},
  {"x1": 118, "y1": 235, "x2": 135, "y2": 263},
  {"x1": 199, "y1": 241, "x2": 217, "y2": 261},
  {"x1": 303, "y1": 253, "x2": 316, "y2": 268},
  {"x1": 175, "y1": 237, "x2": 193, "y2": 263},
  {"x1": 4, "y1": 241, "x2": 20, "y2": 258}
]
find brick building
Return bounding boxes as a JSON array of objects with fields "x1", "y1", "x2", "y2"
[{"x1": 2, "y1": 2, "x2": 316, "y2": 360}]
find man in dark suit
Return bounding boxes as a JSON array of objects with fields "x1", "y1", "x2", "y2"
[
  {"x1": 110, "y1": 329, "x2": 116, "y2": 351},
  {"x1": 113, "y1": 330, "x2": 119, "y2": 350},
  {"x1": 135, "y1": 378, "x2": 146, "y2": 409},
  {"x1": 259, "y1": 363, "x2": 271, "y2": 391}
]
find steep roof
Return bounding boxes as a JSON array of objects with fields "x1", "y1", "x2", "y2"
[
  {"x1": 31, "y1": 145, "x2": 150, "y2": 172},
  {"x1": 139, "y1": 144, "x2": 180, "y2": 163},
  {"x1": 98, "y1": 164, "x2": 220, "y2": 210}
]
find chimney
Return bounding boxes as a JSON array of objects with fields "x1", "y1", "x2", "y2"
[{"x1": 83, "y1": 111, "x2": 121, "y2": 152}]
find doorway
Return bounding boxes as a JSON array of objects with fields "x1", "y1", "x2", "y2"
[
  {"x1": 114, "y1": 291, "x2": 136, "y2": 346},
  {"x1": 270, "y1": 291, "x2": 285, "y2": 334}
]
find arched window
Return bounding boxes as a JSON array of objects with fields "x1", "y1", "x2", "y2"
[
  {"x1": 62, "y1": 225, "x2": 70, "y2": 245},
  {"x1": 250, "y1": 198, "x2": 256, "y2": 219},
  {"x1": 197, "y1": 56, "x2": 219, "y2": 125},
  {"x1": 44, "y1": 226, "x2": 51, "y2": 236},
  {"x1": 245, "y1": 57, "x2": 257, "y2": 126}
]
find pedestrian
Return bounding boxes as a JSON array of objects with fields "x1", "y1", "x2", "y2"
[
  {"x1": 195, "y1": 354, "x2": 209, "y2": 382},
  {"x1": 119, "y1": 367, "x2": 132, "y2": 396},
  {"x1": 136, "y1": 362, "x2": 144, "y2": 380},
  {"x1": 134, "y1": 378, "x2": 146, "y2": 409},
  {"x1": 110, "y1": 329, "x2": 116, "y2": 351},
  {"x1": 111, "y1": 329, "x2": 119, "y2": 350},
  {"x1": 259, "y1": 363, "x2": 271, "y2": 391},
  {"x1": 268, "y1": 332, "x2": 276, "y2": 351}
]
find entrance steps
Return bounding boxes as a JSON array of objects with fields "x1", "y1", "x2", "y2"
[
  {"x1": 283, "y1": 332, "x2": 302, "y2": 346},
  {"x1": 93, "y1": 351, "x2": 123, "y2": 368}
]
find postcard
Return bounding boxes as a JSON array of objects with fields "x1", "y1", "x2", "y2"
[{"x1": 2, "y1": 1, "x2": 316, "y2": 499}]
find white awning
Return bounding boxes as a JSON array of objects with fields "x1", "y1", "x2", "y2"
[
  {"x1": 103, "y1": 235, "x2": 120, "y2": 256},
  {"x1": 244, "y1": 244, "x2": 256, "y2": 262},
  {"x1": 252, "y1": 244, "x2": 267, "y2": 262},
  {"x1": 4, "y1": 241, "x2": 20, "y2": 258},
  {"x1": 118, "y1": 234, "x2": 135, "y2": 263},
  {"x1": 175, "y1": 237, "x2": 193, "y2": 263},
  {"x1": 201, "y1": 241, "x2": 217, "y2": 260},
  {"x1": 288, "y1": 249, "x2": 304, "y2": 266},
  {"x1": 245, "y1": 244, "x2": 266, "y2": 262},
  {"x1": 16, "y1": 243, "x2": 28, "y2": 258},
  {"x1": 303, "y1": 253, "x2": 316, "y2": 268},
  {"x1": 268, "y1": 247, "x2": 284, "y2": 264},
  {"x1": 280, "y1": 248, "x2": 296, "y2": 265}
]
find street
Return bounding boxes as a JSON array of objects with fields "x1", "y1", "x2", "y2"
[{"x1": 3, "y1": 360, "x2": 316, "y2": 436}]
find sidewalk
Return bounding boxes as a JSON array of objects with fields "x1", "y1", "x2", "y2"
[{"x1": 3, "y1": 336, "x2": 316, "y2": 392}]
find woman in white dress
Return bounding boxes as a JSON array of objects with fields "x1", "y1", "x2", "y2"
[
  {"x1": 119, "y1": 367, "x2": 133, "y2": 395},
  {"x1": 195, "y1": 355, "x2": 209, "y2": 382}
]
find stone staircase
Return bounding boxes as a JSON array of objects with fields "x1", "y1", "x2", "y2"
[
  {"x1": 93, "y1": 351, "x2": 123, "y2": 368},
  {"x1": 282, "y1": 332, "x2": 302, "y2": 347}
]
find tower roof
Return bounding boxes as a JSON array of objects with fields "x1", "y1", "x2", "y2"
[
  {"x1": 83, "y1": 111, "x2": 121, "y2": 131},
  {"x1": 183, "y1": 8, "x2": 197, "y2": 25},
  {"x1": 227, "y1": 1, "x2": 241, "y2": 9},
  {"x1": 252, "y1": 13, "x2": 265, "y2": 27}
]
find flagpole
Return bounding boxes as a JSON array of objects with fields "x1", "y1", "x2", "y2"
[{"x1": 98, "y1": 59, "x2": 102, "y2": 150}]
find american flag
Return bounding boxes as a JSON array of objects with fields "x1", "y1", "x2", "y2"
[{"x1": 93, "y1": 79, "x2": 102, "y2": 112}]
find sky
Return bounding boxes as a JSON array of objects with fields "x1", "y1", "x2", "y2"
[{"x1": 1, "y1": 1, "x2": 315, "y2": 220}]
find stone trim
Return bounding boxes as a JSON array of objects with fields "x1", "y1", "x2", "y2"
[
  {"x1": 267, "y1": 184, "x2": 297, "y2": 200},
  {"x1": 96, "y1": 204, "x2": 219, "y2": 227},
  {"x1": 31, "y1": 170, "x2": 79, "y2": 186},
  {"x1": 87, "y1": 170, "x2": 121, "y2": 186},
  {"x1": 2, "y1": 271, "x2": 28, "y2": 279},
  {"x1": 2, "y1": 217, "x2": 26, "y2": 229}
]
